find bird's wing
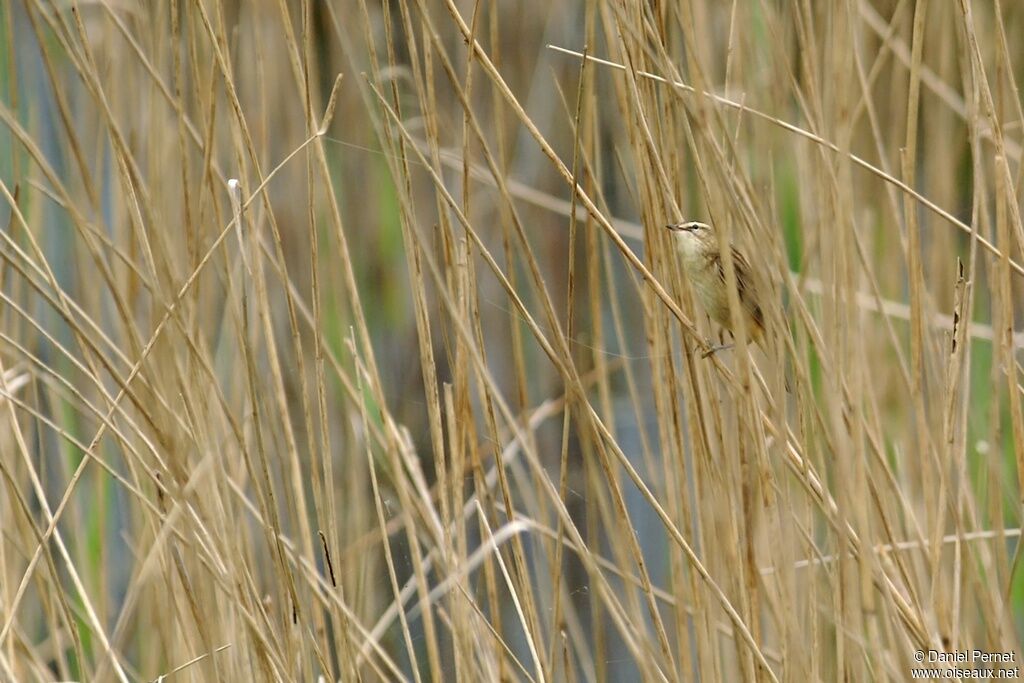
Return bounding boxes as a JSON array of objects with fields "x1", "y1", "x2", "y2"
[{"x1": 716, "y1": 247, "x2": 765, "y2": 330}]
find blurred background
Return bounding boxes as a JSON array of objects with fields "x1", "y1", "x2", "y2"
[{"x1": 0, "y1": 1, "x2": 1022, "y2": 681}]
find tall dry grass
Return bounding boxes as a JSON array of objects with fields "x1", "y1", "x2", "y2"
[{"x1": 0, "y1": 0, "x2": 1022, "y2": 680}]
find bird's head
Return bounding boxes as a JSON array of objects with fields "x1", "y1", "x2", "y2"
[
  {"x1": 666, "y1": 220, "x2": 713, "y2": 234},
  {"x1": 666, "y1": 221, "x2": 716, "y2": 256}
]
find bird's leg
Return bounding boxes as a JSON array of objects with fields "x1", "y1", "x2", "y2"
[{"x1": 700, "y1": 338, "x2": 734, "y2": 358}]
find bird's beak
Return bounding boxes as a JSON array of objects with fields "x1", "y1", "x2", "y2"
[{"x1": 666, "y1": 222, "x2": 696, "y2": 232}]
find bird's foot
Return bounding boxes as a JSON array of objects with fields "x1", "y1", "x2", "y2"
[{"x1": 700, "y1": 340, "x2": 734, "y2": 358}]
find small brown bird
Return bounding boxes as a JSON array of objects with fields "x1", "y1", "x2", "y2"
[{"x1": 666, "y1": 220, "x2": 766, "y2": 349}]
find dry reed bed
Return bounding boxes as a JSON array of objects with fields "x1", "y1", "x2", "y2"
[{"x1": 0, "y1": 1, "x2": 1021, "y2": 681}]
